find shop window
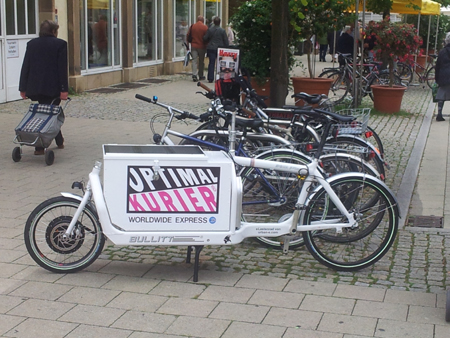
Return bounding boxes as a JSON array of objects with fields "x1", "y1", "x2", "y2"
[
  {"x1": 80, "y1": 0, "x2": 121, "y2": 71},
  {"x1": 174, "y1": 0, "x2": 195, "y2": 59},
  {"x1": 135, "y1": 0, "x2": 163, "y2": 63},
  {"x1": 5, "y1": 0, "x2": 36, "y2": 36},
  {"x1": 204, "y1": 0, "x2": 221, "y2": 26}
]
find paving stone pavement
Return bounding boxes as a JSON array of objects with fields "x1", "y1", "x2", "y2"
[{"x1": 1, "y1": 61, "x2": 450, "y2": 336}]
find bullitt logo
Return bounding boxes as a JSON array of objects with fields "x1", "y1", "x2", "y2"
[{"x1": 127, "y1": 166, "x2": 220, "y2": 214}]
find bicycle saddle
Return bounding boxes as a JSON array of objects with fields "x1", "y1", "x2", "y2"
[{"x1": 234, "y1": 115, "x2": 264, "y2": 129}]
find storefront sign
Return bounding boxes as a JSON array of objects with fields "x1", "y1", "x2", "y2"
[{"x1": 7, "y1": 40, "x2": 19, "y2": 58}]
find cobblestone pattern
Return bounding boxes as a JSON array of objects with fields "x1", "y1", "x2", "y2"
[{"x1": 4, "y1": 77, "x2": 446, "y2": 293}]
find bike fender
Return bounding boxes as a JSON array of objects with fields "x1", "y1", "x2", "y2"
[
  {"x1": 61, "y1": 192, "x2": 83, "y2": 201},
  {"x1": 327, "y1": 134, "x2": 385, "y2": 164}
]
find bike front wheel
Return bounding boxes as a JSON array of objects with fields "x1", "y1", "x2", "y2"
[
  {"x1": 302, "y1": 174, "x2": 399, "y2": 271},
  {"x1": 426, "y1": 66, "x2": 436, "y2": 89},
  {"x1": 396, "y1": 62, "x2": 413, "y2": 85},
  {"x1": 319, "y1": 69, "x2": 350, "y2": 103},
  {"x1": 24, "y1": 196, "x2": 105, "y2": 273}
]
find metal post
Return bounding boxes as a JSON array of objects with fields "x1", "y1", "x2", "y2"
[
  {"x1": 352, "y1": 0, "x2": 359, "y2": 107},
  {"x1": 426, "y1": 14, "x2": 432, "y2": 63},
  {"x1": 434, "y1": 15, "x2": 440, "y2": 52}
]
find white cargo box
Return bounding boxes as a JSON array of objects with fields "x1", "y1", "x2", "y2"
[{"x1": 103, "y1": 145, "x2": 237, "y2": 232}]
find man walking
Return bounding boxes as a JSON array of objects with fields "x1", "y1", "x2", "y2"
[
  {"x1": 204, "y1": 17, "x2": 229, "y2": 83},
  {"x1": 188, "y1": 16, "x2": 208, "y2": 82}
]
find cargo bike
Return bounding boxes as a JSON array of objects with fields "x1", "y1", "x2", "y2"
[
  {"x1": 12, "y1": 98, "x2": 70, "y2": 165},
  {"x1": 24, "y1": 95, "x2": 400, "y2": 282}
]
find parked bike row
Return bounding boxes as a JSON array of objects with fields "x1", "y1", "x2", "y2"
[{"x1": 23, "y1": 69, "x2": 399, "y2": 281}]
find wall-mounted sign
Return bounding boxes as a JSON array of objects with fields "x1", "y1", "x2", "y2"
[{"x1": 7, "y1": 40, "x2": 19, "y2": 58}]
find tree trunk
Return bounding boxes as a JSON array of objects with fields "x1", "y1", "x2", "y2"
[{"x1": 269, "y1": 0, "x2": 289, "y2": 107}]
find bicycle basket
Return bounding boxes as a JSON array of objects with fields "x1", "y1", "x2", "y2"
[{"x1": 334, "y1": 108, "x2": 371, "y2": 134}]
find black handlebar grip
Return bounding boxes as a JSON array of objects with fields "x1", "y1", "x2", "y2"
[{"x1": 135, "y1": 94, "x2": 154, "y2": 103}]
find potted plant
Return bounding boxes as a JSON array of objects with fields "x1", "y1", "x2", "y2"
[
  {"x1": 230, "y1": 0, "x2": 273, "y2": 96},
  {"x1": 367, "y1": 18, "x2": 423, "y2": 113},
  {"x1": 230, "y1": 0, "x2": 298, "y2": 97},
  {"x1": 289, "y1": 0, "x2": 354, "y2": 98}
]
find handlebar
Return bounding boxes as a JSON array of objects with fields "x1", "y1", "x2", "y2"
[{"x1": 135, "y1": 93, "x2": 201, "y2": 121}]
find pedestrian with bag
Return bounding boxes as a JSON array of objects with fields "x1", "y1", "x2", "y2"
[
  {"x1": 187, "y1": 16, "x2": 208, "y2": 82},
  {"x1": 434, "y1": 32, "x2": 450, "y2": 122},
  {"x1": 204, "y1": 17, "x2": 229, "y2": 83},
  {"x1": 19, "y1": 20, "x2": 68, "y2": 155}
]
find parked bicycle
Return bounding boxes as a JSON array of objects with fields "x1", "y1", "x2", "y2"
[
  {"x1": 151, "y1": 93, "x2": 383, "y2": 249},
  {"x1": 395, "y1": 54, "x2": 436, "y2": 88},
  {"x1": 319, "y1": 53, "x2": 403, "y2": 105}
]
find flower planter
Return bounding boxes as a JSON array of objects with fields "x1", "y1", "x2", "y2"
[
  {"x1": 371, "y1": 85, "x2": 407, "y2": 114},
  {"x1": 291, "y1": 77, "x2": 334, "y2": 106},
  {"x1": 240, "y1": 77, "x2": 271, "y2": 106},
  {"x1": 250, "y1": 77, "x2": 271, "y2": 98}
]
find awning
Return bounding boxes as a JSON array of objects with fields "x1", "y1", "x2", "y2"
[
  {"x1": 348, "y1": 0, "x2": 441, "y2": 15},
  {"x1": 87, "y1": 0, "x2": 109, "y2": 10},
  {"x1": 391, "y1": 0, "x2": 441, "y2": 15}
]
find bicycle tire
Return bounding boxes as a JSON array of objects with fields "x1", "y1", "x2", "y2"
[
  {"x1": 240, "y1": 150, "x2": 311, "y2": 249},
  {"x1": 302, "y1": 174, "x2": 399, "y2": 271},
  {"x1": 426, "y1": 66, "x2": 436, "y2": 89},
  {"x1": 319, "y1": 69, "x2": 350, "y2": 103},
  {"x1": 396, "y1": 62, "x2": 413, "y2": 85},
  {"x1": 24, "y1": 196, "x2": 105, "y2": 273},
  {"x1": 251, "y1": 152, "x2": 380, "y2": 250}
]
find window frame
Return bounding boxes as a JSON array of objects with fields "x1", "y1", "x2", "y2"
[
  {"x1": 133, "y1": 0, "x2": 164, "y2": 66},
  {"x1": 172, "y1": 0, "x2": 195, "y2": 62},
  {"x1": 80, "y1": 0, "x2": 122, "y2": 74}
]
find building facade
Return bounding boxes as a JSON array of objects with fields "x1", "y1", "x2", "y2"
[{"x1": 0, "y1": 0, "x2": 228, "y2": 103}]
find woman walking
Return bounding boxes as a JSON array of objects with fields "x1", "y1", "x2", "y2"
[{"x1": 435, "y1": 32, "x2": 450, "y2": 122}]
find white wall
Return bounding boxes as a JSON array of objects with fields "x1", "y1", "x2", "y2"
[{"x1": 55, "y1": 0, "x2": 68, "y2": 42}]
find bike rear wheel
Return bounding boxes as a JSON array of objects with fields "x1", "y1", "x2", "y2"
[
  {"x1": 250, "y1": 152, "x2": 380, "y2": 250},
  {"x1": 24, "y1": 196, "x2": 105, "y2": 273},
  {"x1": 302, "y1": 175, "x2": 398, "y2": 271}
]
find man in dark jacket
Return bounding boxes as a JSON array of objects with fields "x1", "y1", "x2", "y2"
[
  {"x1": 337, "y1": 25, "x2": 355, "y2": 66},
  {"x1": 19, "y1": 20, "x2": 68, "y2": 154},
  {"x1": 203, "y1": 17, "x2": 229, "y2": 83}
]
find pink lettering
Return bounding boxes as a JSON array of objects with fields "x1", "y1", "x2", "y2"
[
  {"x1": 129, "y1": 195, "x2": 146, "y2": 211},
  {"x1": 184, "y1": 188, "x2": 205, "y2": 212},
  {"x1": 158, "y1": 191, "x2": 178, "y2": 211},
  {"x1": 173, "y1": 190, "x2": 189, "y2": 211},
  {"x1": 141, "y1": 193, "x2": 161, "y2": 211},
  {"x1": 198, "y1": 186, "x2": 216, "y2": 211}
]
